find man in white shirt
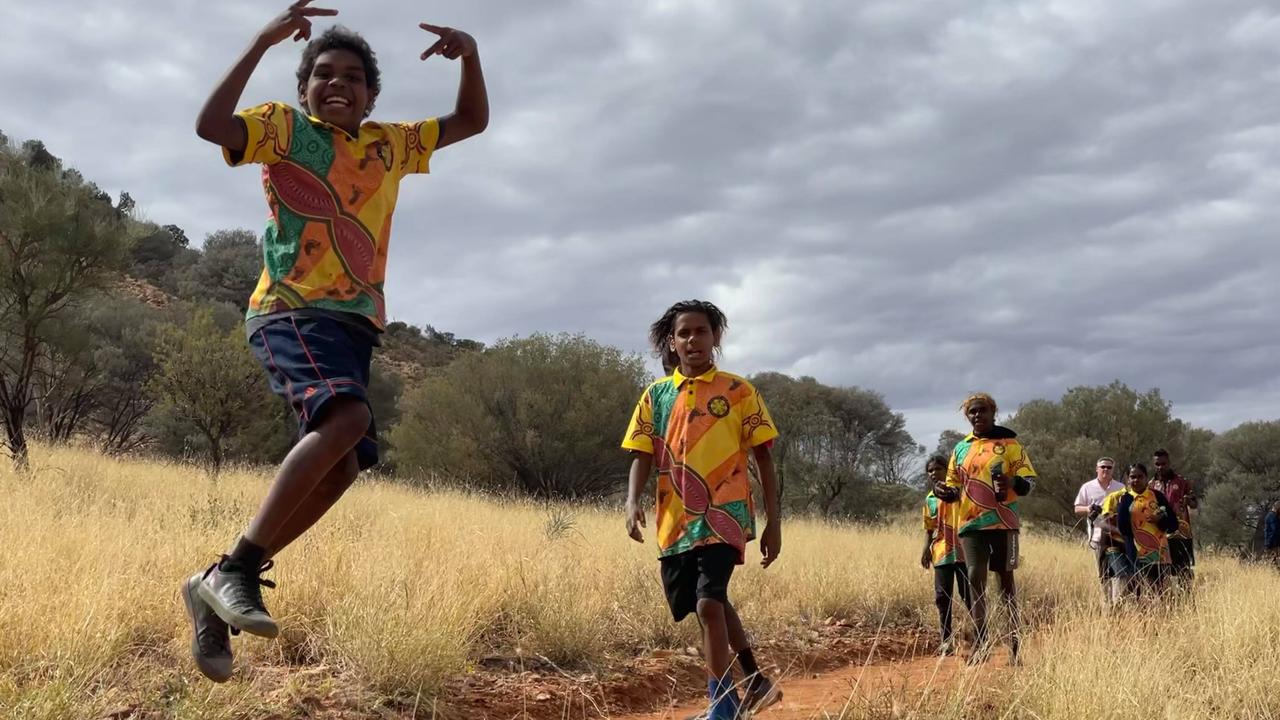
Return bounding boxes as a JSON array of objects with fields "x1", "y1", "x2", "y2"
[{"x1": 1073, "y1": 457, "x2": 1127, "y2": 603}]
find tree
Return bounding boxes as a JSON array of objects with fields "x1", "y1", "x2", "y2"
[
  {"x1": 1196, "y1": 421, "x2": 1280, "y2": 552},
  {"x1": 381, "y1": 320, "x2": 484, "y2": 374},
  {"x1": 175, "y1": 228, "x2": 261, "y2": 309},
  {"x1": 934, "y1": 429, "x2": 967, "y2": 460},
  {"x1": 0, "y1": 138, "x2": 134, "y2": 466},
  {"x1": 29, "y1": 312, "x2": 101, "y2": 443},
  {"x1": 390, "y1": 334, "x2": 648, "y2": 498},
  {"x1": 750, "y1": 373, "x2": 922, "y2": 520},
  {"x1": 147, "y1": 309, "x2": 274, "y2": 473},
  {"x1": 128, "y1": 224, "x2": 199, "y2": 293},
  {"x1": 1008, "y1": 382, "x2": 1213, "y2": 527},
  {"x1": 84, "y1": 295, "x2": 165, "y2": 454}
]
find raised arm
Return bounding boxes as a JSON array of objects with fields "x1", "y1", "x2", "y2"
[
  {"x1": 419, "y1": 24, "x2": 489, "y2": 149},
  {"x1": 196, "y1": 1, "x2": 337, "y2": 151}
]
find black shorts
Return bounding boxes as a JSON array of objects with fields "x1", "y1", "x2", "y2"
[
  {"x1": 1137, "y1": 562, "x2": 1168, "y2": 586},
  {"x1": 247, "y1": 313, "x2": 379, "y2": 470},
  {"x1": 960, "y1": 529, "x2": 1019, "y2": 572},
  {"x1": 659, "y1": 544, "x2": 737, "y2": 622},
  {"x1": 1169, "y1": 538, "x2": 1195, "y2": 569}
]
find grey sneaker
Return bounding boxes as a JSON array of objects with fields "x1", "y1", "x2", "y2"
[
  {"x1": 182, "y1": 568, "x2": 235, "y2": 682},
  {"x1": 744, "y1": 675, "x2": 782, "y2": 715},
  {"x1": 197, "y1": 557, "x2": 279, "y2": 638}
]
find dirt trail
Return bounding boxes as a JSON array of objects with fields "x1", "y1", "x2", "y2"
[{"x1": 614, "y1": 650, "x2": 1007, "y2": 720}]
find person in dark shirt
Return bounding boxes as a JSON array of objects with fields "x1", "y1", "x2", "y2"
[{"x1": 1263, "y1": 501, "x2": 1280, "y2": 567}]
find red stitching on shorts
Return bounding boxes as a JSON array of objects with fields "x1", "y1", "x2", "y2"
[
  {"x1": 290, "y1": 315, "x2": 337, "y2": 398},
  {"x1": 257, "y1": 327, "x2": 307, "y2": 422}
]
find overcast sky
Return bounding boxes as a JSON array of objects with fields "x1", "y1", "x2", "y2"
[{"x1": 2, "y1": 0, "x2": 1277, "y2": 452}]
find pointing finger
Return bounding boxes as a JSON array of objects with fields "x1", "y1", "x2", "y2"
[
  {"x1": 420, "y1": 38, "x2": 446, "y2": 60},
  {"x1": 419, "y1": 22, "x2": 446, "y2": 35},
  {"x1": 299, "y1": 7, "x2": 339, "y2": 17}
]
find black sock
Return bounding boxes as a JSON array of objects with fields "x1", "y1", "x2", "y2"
[
  {"x1": 227, "y1": 536, "x2": 266, "y2": 571},
  {"x1": 737, "y1": 647, "x2": 760, "y2": 677}
]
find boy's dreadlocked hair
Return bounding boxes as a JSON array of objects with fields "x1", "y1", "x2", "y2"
[
  {"x1": 297, "y1": 26, "x2": 381, "y2": 117},
  {"x1": 648, "y1": 300, "x2": 728, "y2": 371}
]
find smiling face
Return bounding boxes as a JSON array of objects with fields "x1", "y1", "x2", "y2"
[
  {"x1": 300, "y1": 48, "x2": 372, "y2": 133},
  {"x1": 670, "y1": 311, "x2": 719, "y2": 376}
]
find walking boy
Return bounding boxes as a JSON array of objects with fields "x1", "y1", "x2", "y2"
[
  {"x1": 182, "y1": 0, "x2": 488, "y2": 682},
  {"x1": 623, "y1": 300, "x2": 782, "y2": 720},
  {"x1": 921, "y1": 456, "x2": 970, "y2": 655}
]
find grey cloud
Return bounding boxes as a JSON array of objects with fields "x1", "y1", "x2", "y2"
[{"x1": 1, "y1": 0, "x2": 1277, "y2": 450}]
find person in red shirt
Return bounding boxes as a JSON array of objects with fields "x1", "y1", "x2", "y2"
[{"x1": 1150, "y1": 449, "x2": 1196, "y2": 592}]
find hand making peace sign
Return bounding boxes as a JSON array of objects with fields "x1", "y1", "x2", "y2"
[
  {"x1": 419, "y1": 23, "x2": 477, "y2": 60},
  {"x1": 257, "y1": 0, "x2": 339, "y2": 47}
]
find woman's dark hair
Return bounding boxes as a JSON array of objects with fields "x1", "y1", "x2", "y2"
[
  {"x1": 648, "y1": 300, "x2": 727, "y2": 370},
  {"x1": 1128, "y1": 462, "x2": 1148, "y2": 478},
  {"x1": 297, "y1": 26, "x2": 381, "y2": 117},
  {"x1": 925, "y1": 455, "x2": 948, "y2": 471}
]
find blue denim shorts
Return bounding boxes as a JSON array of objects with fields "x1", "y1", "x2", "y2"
[
  {"x1": 247, "y1": 313, "x2": 378, "y2": 470},
  {"x1": 1104, "y1": 550, "x2": 1135, "y2": 579}
]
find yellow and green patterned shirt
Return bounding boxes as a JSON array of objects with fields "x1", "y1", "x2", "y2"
[
  {"x1": 622, "y1": 367, "x2": 778, "y2": 562},
  {"x1": 923, "y1": 491, "x2": 964, "y2": 566},
  {"x1": 225, "y1": 102, "x2": 440, "y2": 329},
  {"x1": 944, "y1": 427, "x2": 1037, "y2": 535},
  {"x1": 1102, "y1": 489, "x2": 1172, "y2": 567}
]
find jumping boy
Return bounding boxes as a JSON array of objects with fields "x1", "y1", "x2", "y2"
[
  {"x1": 623, "y1": 300, "x2": 782, "y2": 720},
  {"x1": 182, "y1": 0, "x2": 487, "y2": 682}
]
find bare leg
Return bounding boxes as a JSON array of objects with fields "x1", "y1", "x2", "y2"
[
  {"x1": 997, "y1": 570, "x2": 1019, "y2": 661},
  {"x1": 966, "y1": 560, "x2": 989, "y2": 650},
  {"x1": 264, "y1": 450, "x2": 359, "y2": 558},
  {"x1": 724, "y1": 602, "x2": 751, "y2": 656},
  {"x1": 244, "y1": 398, "x2": 370, "y2": 547},
  {"x1": 696, "y1": 598, "x2": 734, "y2": 680}
]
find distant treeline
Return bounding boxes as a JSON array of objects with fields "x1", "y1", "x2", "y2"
[{"x1": 2, "y1": 131, "x2": 1276, "y2": 551}]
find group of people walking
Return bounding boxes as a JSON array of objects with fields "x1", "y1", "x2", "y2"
[
  {"x1": 920, "y1": 393, "x2": 1037, "y2": 663},
  {"x1": 1074, "y1": 451, "x2": 1197, "y2": 606},
  {"x1": 922, "y1": 436, "x2": 1200, "y2": 662}
]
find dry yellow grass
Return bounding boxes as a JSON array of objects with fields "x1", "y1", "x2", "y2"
[{"x1": 1, "y1": 445, "x2": 1279, "y2": 719}]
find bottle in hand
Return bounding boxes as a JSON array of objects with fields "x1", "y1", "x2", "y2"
[{"x1": 992, "y1": 460, "x2": 1007, "y2": 502}]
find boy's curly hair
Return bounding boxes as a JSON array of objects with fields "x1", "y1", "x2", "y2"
[
  {"x1": 649, "y1": 300, "x2": 727, "y2": 371},
  {"x1": 296, "y1": 26, "x2": 381, "y2": 117}
]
